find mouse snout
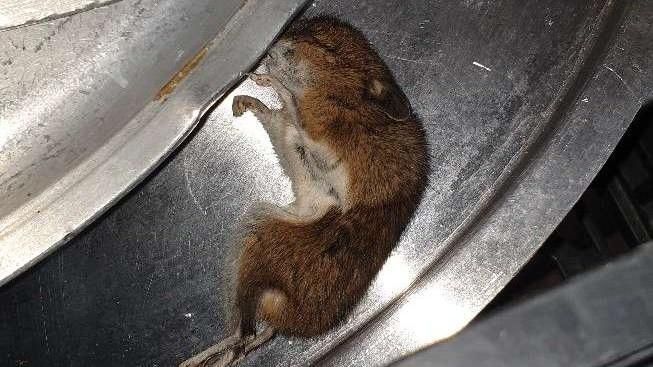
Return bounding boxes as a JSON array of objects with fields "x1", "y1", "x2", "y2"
[
  {"x1": 269, "y1": 41, "x2": 295, "y2": 61},
  {"x1": 264, "y1": 47, "x2": 282, "y2": 69},
  {"x1": 264, "y1": 43, "x2": 294, "y2": 74}
]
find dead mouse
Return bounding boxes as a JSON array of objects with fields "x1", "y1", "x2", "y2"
[{"x1": 181, "y1": 16, "x2": 429, "y2": 367}]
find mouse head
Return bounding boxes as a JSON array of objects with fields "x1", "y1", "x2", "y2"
[{"x1": 264, "y1": 16, "x2": 411, "y2": 121}]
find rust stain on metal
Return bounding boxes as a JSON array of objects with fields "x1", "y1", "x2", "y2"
[{"x1": 155, "y1": 46, "x2": 208, "y2": 101}]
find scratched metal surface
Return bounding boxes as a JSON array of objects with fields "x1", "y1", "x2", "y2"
[
  {"x1": 1, "y1": 0, "x2": 651, "y2": 366},
  {"x1": 0, "y1": 0, "x2": 308, "y2": 285},
  {"x1": 0, "y1": 0, "x2": 120, "y2": 30}
]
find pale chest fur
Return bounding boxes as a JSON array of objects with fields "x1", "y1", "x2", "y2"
[{"x1": 282, "y1": 123, "x2": 350, "y2": 219}]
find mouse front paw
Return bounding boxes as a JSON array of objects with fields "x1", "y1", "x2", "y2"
[{"x1": 232, "y1": 95, "x2": 257, "y2": 117}]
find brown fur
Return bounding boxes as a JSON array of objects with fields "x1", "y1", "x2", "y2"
[{"x1": 235, "y1": 16, "x2": 430, "y2": 338}]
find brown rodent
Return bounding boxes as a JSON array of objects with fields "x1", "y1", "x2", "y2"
[{"x1": 181, "y1": 16, "x2": 429, "y2": 367}]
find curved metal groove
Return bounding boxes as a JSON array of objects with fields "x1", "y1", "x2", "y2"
[
  {"x1": 0, "y1": 0, "x2": 309, "y2": 286},
  {"x1": 309, "y1": 0, "x2": 631, "y2": 364}
]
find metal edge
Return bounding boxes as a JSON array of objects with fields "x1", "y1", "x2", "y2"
[
  {"x1": 0, "y1": 0, "x2": 122, "y2": 31},
  {"x1": 308, "y1": 0, "x2": 642, "y2": 364},
  {"x1": 0, "y1": 0, "x2": 310, "y2": 287}
]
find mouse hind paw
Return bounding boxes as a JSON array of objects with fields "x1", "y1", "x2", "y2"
[
  {"x1": 179, "y1": 333, "x2": 240, "y2": 367},
  {"x1": 179, "y1": 328, "x2": 275, "y2": 367}
]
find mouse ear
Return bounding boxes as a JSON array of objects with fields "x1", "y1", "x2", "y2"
[{"x1": 367, "y1": 78, "x2": 411, "y2": 121}]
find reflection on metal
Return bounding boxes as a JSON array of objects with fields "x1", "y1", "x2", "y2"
[
  {"x1": 374, "y1": 254, "x2": 417, "y2": 298},
  {"x1": 391, "y1": 288, "x2": 474, "y2": 347},
  {"x1": 393, "y1": 243, "x2": 653, "y2": 367},
  {"x1": 0, "y1": 0, "x2": 120, "y2": 30},
  {"x1": 0, "y1": 0, "x2": 308, "y2": 286}
]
